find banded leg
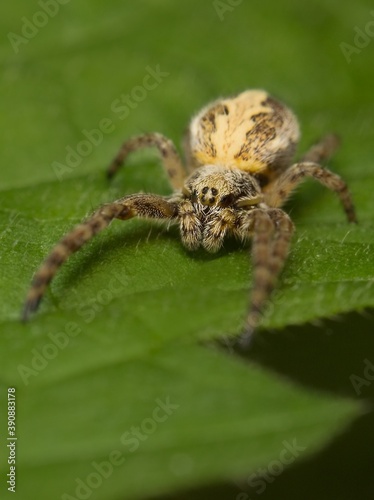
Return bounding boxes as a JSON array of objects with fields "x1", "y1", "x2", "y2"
[
  {"x1": 238, "y1": 209, "x2": 294, "y2": 348},
  {"x1": 301, "y1": 133, "x2": 340, "y2": 163},
  {"x1": 22, "y1": 195, "x2": 177, "y2": 320},
  {"x1": 264, "y1": 161, "x2": 357, "y2": 223},
  {"x1": 107, "y1": 132, "x2": 186, "y2": 190},
  {"x1": 267, "y1": 210, "x2": 295, "y2": 290},
  {"x1": 238, "y1": 210, "x2": 275, "y2": 347}
]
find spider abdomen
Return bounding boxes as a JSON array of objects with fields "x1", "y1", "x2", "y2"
[{"x1": 189, "y1": 89, "x2": 300, "y2": 177}]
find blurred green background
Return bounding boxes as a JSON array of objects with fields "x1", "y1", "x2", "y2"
[{"x1": 1, "y1": 1, "x2": 374, "y2": 499}]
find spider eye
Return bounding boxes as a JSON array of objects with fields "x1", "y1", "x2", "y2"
[
  {"x1": 202, "y1": 186, "x2": 209, "y2": 194},
  {"x1": 211, "y1": 188, "x2": 218, "y2": 196}
]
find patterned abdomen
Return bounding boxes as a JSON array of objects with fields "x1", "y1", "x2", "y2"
[{"x1": 189, "y1": 90, "x2": 300, "y2": 176}]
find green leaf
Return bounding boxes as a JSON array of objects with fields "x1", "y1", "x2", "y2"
[{"x1": 1, "y1": 1, "x2": 373, "y2": 499}]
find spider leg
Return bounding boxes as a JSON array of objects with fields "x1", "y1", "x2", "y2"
[
  {"x1": 301, "y1": 133, "x2": 340, "y2": 163},
  {"x1": 107, "y1": 132, "x2": 186, "y2": 190},
  {"x1": 237, "y1": 209, "x2": 294, "y2": 349},
  {"x1": 22, "y1": 194, "x2": 177, "y2": 321},
  {"x1": 267, "y1": 210, "x2": 295, "y2": 283},
  {"x1": 264, "y1": 161, "x2": 357, "y2": 223},
  {"x1": 237, "y1": 209, "x2": 274, "y2": 347}
]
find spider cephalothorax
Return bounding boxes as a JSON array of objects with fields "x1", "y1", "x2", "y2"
[
  {"x1": 178, "y1": 166, "x2": 264, "y2": 252},
  {"x1": 22, "y1": 89, "x2": 356, "y2": 347}
]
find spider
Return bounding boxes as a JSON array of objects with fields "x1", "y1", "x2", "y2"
[{"x1": 22, "y1": 89, "x2": 357, "y2": 347}]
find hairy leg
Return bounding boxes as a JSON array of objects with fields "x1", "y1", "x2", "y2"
[
  {"x1": 22, "y1": 195, "x2": 177, "y2": 320},
  {"x1": 239, "y1": 209, "x2": 294, "y2": 348},
  {"x1": 107, "y1": 132, "x2": 186, "y2": 190},
  {"x1": 238, "y1": 209, "x2": 275, "y2": 347},
  {"x1": 301, "y1": 133, "x2": 340, "y2": 163},
  {"x1": 264, "y1": 161, "x2": 357, "y2": 223},
  {"x1": 267, "y1": 210, "x2": 295, "y2": 287}
]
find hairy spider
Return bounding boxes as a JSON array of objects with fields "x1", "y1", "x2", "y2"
[{"x1": 22, "y1": 89, "x2": 357, "y2": 347}]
